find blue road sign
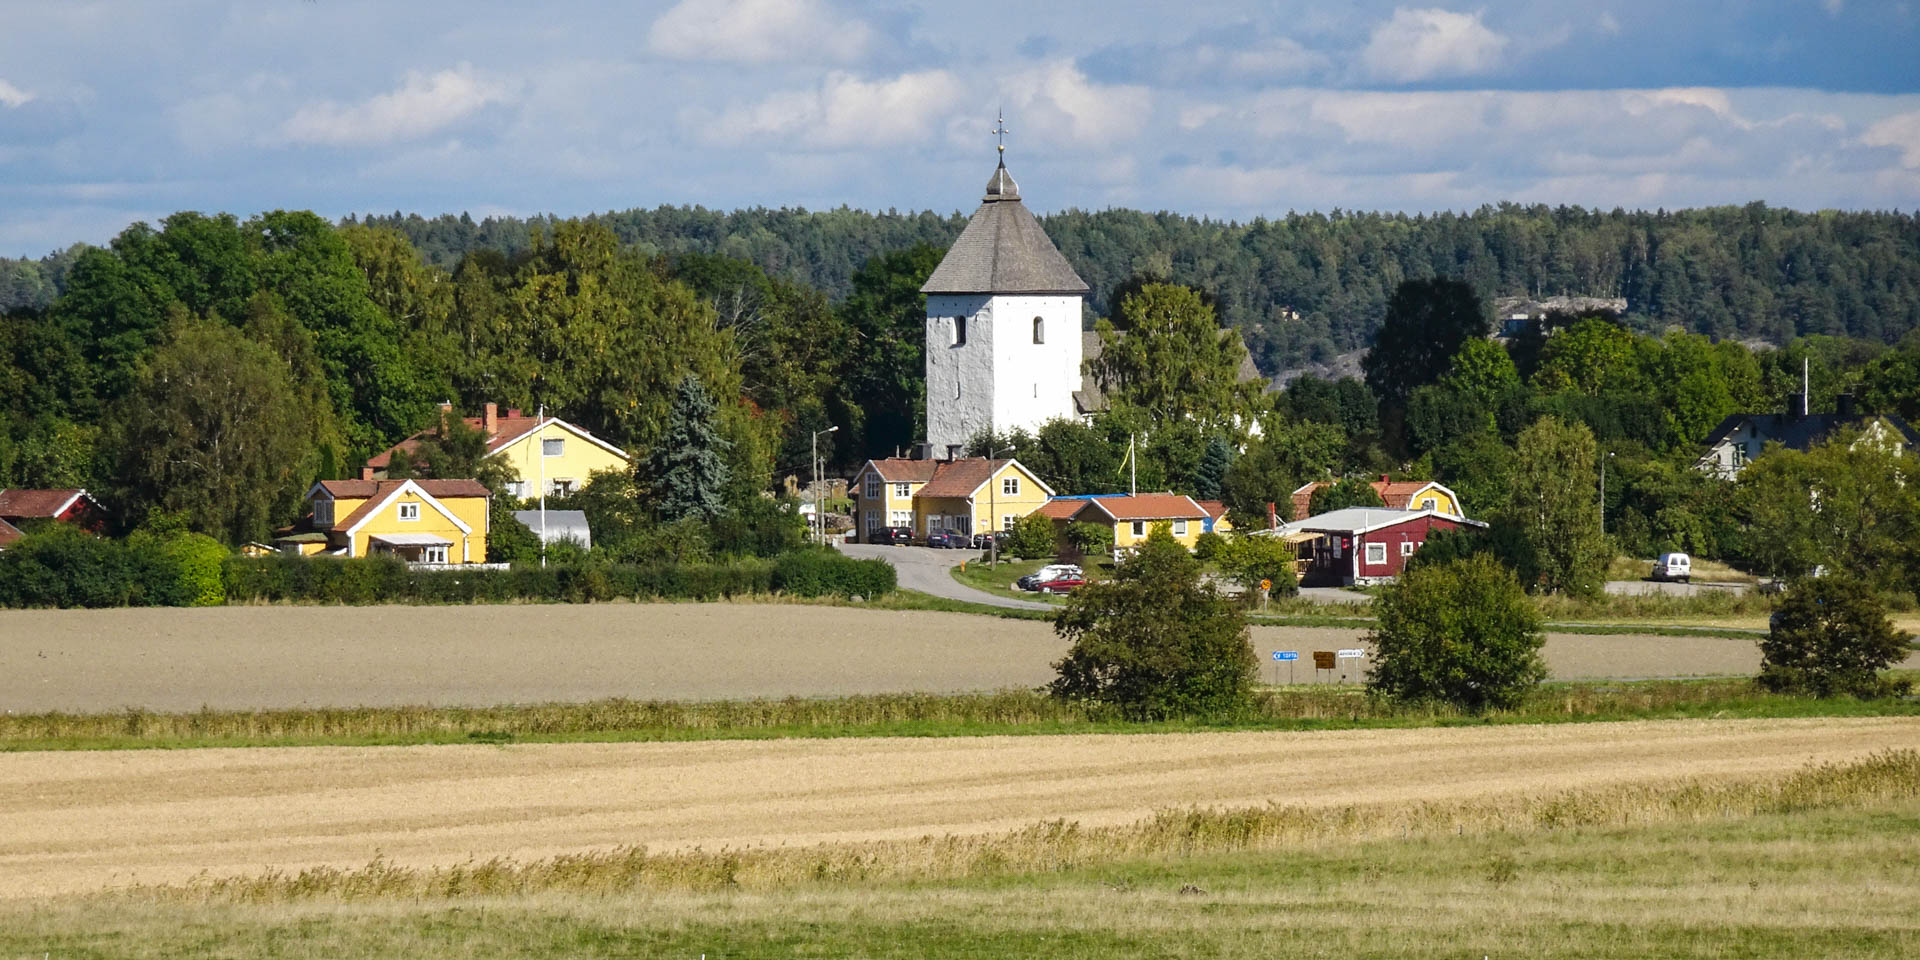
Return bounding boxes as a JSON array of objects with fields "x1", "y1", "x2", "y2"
[{"x1": 1273, "y1": 651, "x2": 1299, "y2": 661}]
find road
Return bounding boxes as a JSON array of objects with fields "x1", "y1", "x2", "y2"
[{"x1": 839, "y1": 542, "x2": 1053, "y2": 610}]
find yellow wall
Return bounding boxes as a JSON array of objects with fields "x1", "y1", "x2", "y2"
[
  {"x1": 971, "y1": 462, "x2": 1050, "y2": 533},
  {"x1": 346, "y1": 489, "x2": 490, "y2": 563},
  {"x1": 852, "y1": 468, "x2": 924, "y2": 541},
  {"x1": 914, "y1": 496, "x2": 974, "y2": 534},
  {"x1": 1102, "y1": 514, "x2": 1207, "y2": 550},
  {"x1": 1407, "y1": 486, "x2": 1461, "y2": 517},
  {"x1": 494, "y1": 422, "x2": 629, "y2": 497}
]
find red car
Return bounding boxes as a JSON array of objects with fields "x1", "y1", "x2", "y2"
[{"x1": 1032, "y1": 575, "x2": 1087, "y2": 595}]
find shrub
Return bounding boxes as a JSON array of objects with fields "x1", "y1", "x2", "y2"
[
  {"x1": 1214, "y1": 533, "x2": 1298, "y2": 598},
  {"x1": 771, "y1": 549, "x2": 896, "y2": 598},
  {"x1": 1065, "y1": 520, "x2": 1115, "y2": 557},
  {"x1": 1003, "y1": 512, "x2": 1058, "y2": 560},
  {"x1": 0, "y1": 525, "x2": 136, "y2": 608},
  {"x1": 1192, "y1": 530, "x2": 1225, "y2": 560},
  {"x1": 129, "y1": 531, "x2": 229, "y2": 606},
  {"x1": 1758, "y1": 575, "x2": 1914, "y2": 698},
  {"x1": 1049, "y1": 529, "x2": 1255, "y2": 720},
  {"x1": 1367, "y1": 554, "x2": 1546, "y2": 711}
]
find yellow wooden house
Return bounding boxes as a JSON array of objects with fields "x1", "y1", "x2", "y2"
[
  {"x1": 276, "y1": 479, "x2": 491, "y2": 564},
  {"x1": 1288, "y1": 477, "x2": 1464, "y2": 523},
  {"x1": 365, "y1": 402, "x2": 629, "y2": 499},
  {"x1": 850, "y1": 457, "x2": 1054, "y2": 541},
  {"x1": 1067, "y1": 493, "x2": 1213, "y2": 552}
]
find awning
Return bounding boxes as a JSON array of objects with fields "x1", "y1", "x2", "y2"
[
  {"x1": 1280, "y1": 531, "x2": 1321, "y2": 543},
  {"x1": 369, "y1": 532, "x2": 453, "y2": 547}
]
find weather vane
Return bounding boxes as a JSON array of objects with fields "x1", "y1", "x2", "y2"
[{"x1": 993, "y1": 109, "x2": 1009, "y2": 156}]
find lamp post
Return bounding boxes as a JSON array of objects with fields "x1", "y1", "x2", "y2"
[
  {"x1": 1600, "y1": 450, "x2": 1614, "y2": 538},
  {"x1": 812, "y1": 426, "x2": 838, "y2": 546},
  {"x1": 988, "y1": 444, "x2": 1015, "y2": 568}
]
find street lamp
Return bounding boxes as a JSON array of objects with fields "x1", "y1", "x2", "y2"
[
  {"x1": 812, "y1": 425, "x2": 839, "y2": 546},
  {"x1": 987, "y1": 444, "x2": 1015, "y2": 568}
]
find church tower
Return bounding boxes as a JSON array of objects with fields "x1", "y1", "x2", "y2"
[{"x1": 920, "y1": 141, "x2": 1089, "y2": 459}]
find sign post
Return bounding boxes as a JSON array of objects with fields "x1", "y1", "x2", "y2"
[
  {"x1": 1312, "y1": 650, "x2": 1335, "y2": 682},
  {"x1": 1273, "y1": 650, "x2": 1298, "y2": 685},
  {"x1": 1336, "y1": 647, "x2": 1365, "y2": 684},
  {"x1": 1259, "y1": 578, "x2": 1272, "y2": 613}
]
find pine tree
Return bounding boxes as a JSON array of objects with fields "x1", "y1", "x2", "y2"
[
  {"x1": 647, "y1": 376, "x2": 732, "y2": 523},
  {"x1": 1193, "y1": 436, "x2": 1235, "y2": 501}
]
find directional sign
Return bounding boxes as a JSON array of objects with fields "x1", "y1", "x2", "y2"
[
  {"x1": 1336, "y1": 648, "x2": 1365, "y2": 659},
  {"x1": 1313, "y1": 651, "x2": 1336, "y2": 669},
  {"x1": 1273, "y1": 651, "x2": 1299, "y2": 661}
]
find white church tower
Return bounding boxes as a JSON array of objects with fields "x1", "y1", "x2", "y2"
[{"x1": 921, "y1": 139, "x2": 1089, "y2": 459}]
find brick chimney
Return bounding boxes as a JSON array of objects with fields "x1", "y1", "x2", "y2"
[
  {"x1": 1267, "y1": 502, "x2": 1278, "y2": 530},
  {"x1": 483, "y1": 402, "x2": 498, "y2": 436},
  {"x1": 360, "y1": 466, "x2": 375, "y2": 481},
  {"x1": 1380, "y1": 473, "x2": 1391, "y2": 483}
]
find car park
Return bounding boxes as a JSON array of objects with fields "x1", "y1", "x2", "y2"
[{"x1": 1649, "y1": 552, "x2": 1692, "y2": 583}]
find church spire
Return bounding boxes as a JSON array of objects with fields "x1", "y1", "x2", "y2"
[{"x1": 984, "y1": 110, "x2": 1020, "y2": 201}]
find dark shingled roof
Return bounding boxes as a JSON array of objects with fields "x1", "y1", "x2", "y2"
[
  {"x1": 1700, "y1": 412, "x2": 1920, "y2": 454},
  {"x1": 921, "y1": 162, "x2": 1089, "y2": 296}
]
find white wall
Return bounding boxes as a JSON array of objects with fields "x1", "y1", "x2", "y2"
[{"x1": 925, "y1": 293, "x2": 1082, "y2": 455}]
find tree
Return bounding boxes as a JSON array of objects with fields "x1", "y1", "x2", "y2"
[
  {"x1": 1064, "y1": 519, "x2": 1115, "y2": 557},
  {"x1": 1531, "y1": 317, "x2": 1637, "y2": 396},
  {"x1": 1361, "y1": 278, "x2": 1489, "y2": 420},
  {"x1": 387, "y1": 414, "x2": 516, "y2": 492},
  {"x1": 1192, "y1": 435, "x2": 1235, "y2": 501},
  {"x1": 106, "y1": 319, "x2": 318, "y2": 543},
  {"x1": 1090, "y1": 283, "x2": 1266, "y2": 433},
  {"x1": 1504, "y1": 416, "x2": 1609, "y2": 597},
  {"x1": 1220, "y1": 417, "x2": 1346, "y2": 525},
  {"x1": 1214, "y1": 533, "x2": 1298, "y2": 598},
  {"x1": 1758, "y1": 575, "x2": 1912, "y2": 698},
  {"x1": 646, "y1": 376, "x2": 732, "y2": 524},
  {"x1": 1438, "y1": 337, "x2": 1520, "y2": 407},
  {"x1": 1049, "y1": 529, "x2": 1256, "y2": 719},
  {"x1": 1308, "y1": 476, "x2": 1386, "y2": 516},
  {"x1": 485, "y1": 495, "x2": 541, "y2": 564},
  {"x1": 1366, "y1": 554, "x2": 1546, "y2": 711},
  {"x1": 1004, "y1": 511, "x2": 1059, "y2": 560},
  {"x1": 838, "y1": 244, "x2": 943, "y2": 458}
]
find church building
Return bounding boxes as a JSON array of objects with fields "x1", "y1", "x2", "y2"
[{"x1": 920, "y1": 152, "x2": 1089, "y2": 459}]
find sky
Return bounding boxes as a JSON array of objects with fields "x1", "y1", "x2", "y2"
[{"x1": 3, "y1": 0, "x2": 1919, "y2": 257}]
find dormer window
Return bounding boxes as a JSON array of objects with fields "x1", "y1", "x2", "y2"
[
  {"x1": 314, "y1": 498, "x2": 334, "y2": 527},
  {"x1": 953, "y1": 316, "x2": 967, "y2": 347},
  {"x1": 398, "y1": 502, "x2": 420, "y2": 522},
  {"x1": 1033, "y1": 317, "x2": 1044, "y2": 344}
]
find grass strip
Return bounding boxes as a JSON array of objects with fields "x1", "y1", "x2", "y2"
[{"x1": 6, "y1": 676, "x2": 1916, "y2": 752}]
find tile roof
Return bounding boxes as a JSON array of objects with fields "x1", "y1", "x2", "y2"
[
  {"x1": 864, "y1": 458, "x2": 941, "y2": 484},
  {"x1": 1195, "y1": 499, "x2": 1228, "y2": 520},
  {"x1": 917, "y1": 458, "x2": 1011, "y2": 499},
  {"x1": 366, "y1": 415, "x2": 546, "y2": 469},
  {"x1": 1289, "y1": 479, "x2": 1450, "y2": 521},
  {"x1": 920, "y1": 162, "x2": 1089, "y2": 296},
  {"x1": 1699, "y1": 412, "x2": 1920, "y2": 455},
  {"x1": 1080, "y1": 494, "x2": 1208, "y2": 522},
  {"x1": 0, "y1": 517, "x2": 21, "y2": 548},
  {"x1": 1036, "y1": 498, "x2": 1087, "y2": 520},
  {"x1": 0, "y1": 488, "x2": 88, "y2": 518},
  {"x1": 316, "y1": 479, "x2": 491, "y2": 501}
]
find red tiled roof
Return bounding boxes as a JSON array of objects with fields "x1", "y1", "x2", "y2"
[
  {"x1": 1195, "y1": 499, "x2": 1228, "y2": 520},
  {"x1": 316, "y1": 479, "x2": 490, "y2": 533},
  {"x1": 0, "y1": 488, "x2": 88, "y2": 519},
  {"x1": 1291, "y1": 479, "x2": 1447, "y2": 520},
  {"x1": 864, "y1": 458, "x2": 941, "y2": 483},
  {"x1": 918, "y1": 458, "x2": 1010, "y2": 498},
  {"x1": 366, "y1": 415, "x2": 546, "y2": 469},
  {"x1": 0, "y1": 517, "x2": 22, "y2": 548},
  {"x1": 1080, "y1": 494, "x2": 1207, "y2": 522},
  {"x1": 1036, "y1": 499, "x2": 1085, "y2": 520}
]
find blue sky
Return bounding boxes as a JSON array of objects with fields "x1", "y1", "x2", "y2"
[{"x1": 3, "y1": 0, "x2": 1918, "y2": 257}]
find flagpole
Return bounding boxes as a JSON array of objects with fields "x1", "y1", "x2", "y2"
[{"x1": 538, "y1": 403, "x2": 547, "y2": 568}]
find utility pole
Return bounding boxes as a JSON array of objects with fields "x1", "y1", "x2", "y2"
[
  {"x1": 1600, "y1": 450, "x2": 1613, "y2": 537},
  {"x1": 812, "y1": 425, "x2": 839, "y2": 546},
  {"x1": 537, "y1": 403, "x2": 547, "y2": 568},
  {"x1": 988, "y1": 444, "x2": 1014, "y2": 568}
]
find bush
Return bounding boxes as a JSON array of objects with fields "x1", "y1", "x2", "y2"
[
  {"x1": 1003, "y1": 512, "x2": 1058, "y2": 560},
  {"x1": 1367, "y1": 554, "x2": 1546, "y2": 711},
  {"x1": 1192, "y1": 530, "x2": 1225, "y2": 560},
  {"x1": 129, "y1": 531, "x2": 229, "y2": 606},
  {"x1": 1758, "y1": 575, "x2": 1914, "y2": 698},
  {"x1": 1214, "y1": 533, "x2": 1298, "y2": 598},
  {"x1": 1049, "y1": 529, "x2": 1255, "y2": 720},
  {"x1": 1065, "y1": 519, "x2": 1115, "y2": 557},
  {"x1": 772, "y1": 549, "x2": 895, "y2": 598},
  {"x1": 0, "y1": 525, "x2": 137, "y2": 608}
]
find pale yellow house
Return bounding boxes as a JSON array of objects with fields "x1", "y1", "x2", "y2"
[
  {"x1": 366, "y1": 402, "x2": 629, "y2": 498},
  {"x1": 1067, "y1": 494, "x2": 1213, "y2": 552},
  {"x1": 276, "y1": 479, "x2": 491, "y2": 564},
  {"x1": 1288, "y1": 477, "x2": 1464, "y2": 524},
  {"x1": 851, "y1": 457, "x2": 1054, "y2": 542}
]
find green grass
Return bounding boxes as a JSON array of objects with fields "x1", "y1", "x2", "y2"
[
  {"x1": 6, "y1": 676, "x2": 1916, "y2": 752},
  {"x1": 10, "y1": 754, "x2": 1918, "y2": 958}
]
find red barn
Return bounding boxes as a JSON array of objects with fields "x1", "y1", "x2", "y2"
[
  {"x1": 0, "y1": 488, "x2": 108, "y2": 545},
  {"x1": 1275, "y1": 507, "x2": 1486, "y2": 586}
]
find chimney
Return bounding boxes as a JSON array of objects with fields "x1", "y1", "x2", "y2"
[
  {"x1": 507, "y1": 408, "x2": 523, "y2": 418},
  {"x1": 1837, "y1": 393, "x2": 1856, "y2": 418},
  {"x1": 483, "y1": 402, "x2": 498, "y2": 436},
  {"x1": 1786, "y1": 393, "x2": 1806, "y2": 420},
  {"x1": 360, "y1": 466, "x2": 375, "y2": 481},
  {"x1": 1380, "y1": 473, "x2": 1390, "y2": 483},
  {"x1": 1267, "y1": 501, "x2": 1278, "y2": 530}
]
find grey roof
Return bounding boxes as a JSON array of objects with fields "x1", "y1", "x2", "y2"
[
  {"x1": 1699, "y1": 412, "x2": 1920, "y2": 454},
  {"x1": 1274, "y1": 507, "x2": 1486, "y2": 536},
  {"x1": 921, "y1": 162, "x2": 1090, "y2": 296},
  {"x1": 513, "y1": 509, "x2": 591, "y2": 550}
]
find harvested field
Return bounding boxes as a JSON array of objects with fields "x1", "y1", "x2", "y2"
[
  {"x1": 5, "y1": 604, "x2": 1895, "y2": 712},
  {"x1": 2, "y1": 716, "x2": 1916, "y2": 899}
]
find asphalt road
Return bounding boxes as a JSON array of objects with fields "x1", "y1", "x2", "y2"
[{"x1": 838, "y1": 542, "x2": 1053, "y2": 610}]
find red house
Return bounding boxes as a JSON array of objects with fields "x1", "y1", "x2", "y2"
[
  {"x1": 1274, "y1": 507, "x2": 1486, "y2": 586},
  {"x1": 0, "y1": 489, "x2": 108, "y2": 548}
]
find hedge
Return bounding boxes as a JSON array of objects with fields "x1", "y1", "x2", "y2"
[{"x1": 0, "y1": 526, "x2": 228, "y2": 608}]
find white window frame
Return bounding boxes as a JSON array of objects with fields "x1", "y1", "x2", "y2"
[
  {"x1": 397, "y1": 502, "x2": 421, "y2": 522},
  {"x1": 889, "y1": 509, "x2": 912, "y2": 527},
  {"x1": 865, "y1": 511, "x2": 883, "y2": 531},
  {"x1": 864, "y1": 476, "x2": 881, "y2": 500},
  {"x1": 1002, "y1": 477, "x2": 1020, "y2": 496},
  {"x1": 506, "y1": 481, "x2": 527, "y2": 499},
  {"x1": 1172, "y1": 519, "x2": 1188, "y2": 536},
  {"x1": 1002, "y1": 514, "x2": 1017, "y2": 531},
  {"x1": 894, "y1": 482, "x2": 911, "y2": 499},
  {"x1": 1400, "y1": 540, "x2": 1416, "y2": 557},
  {"x1": 1365, "y1": 542, "x2": 1387, "y2": 566},
  {"x1": 1418, "y1": 498, "x2": 1437, "y2": 511},
  {"x1": 424, "y1": 545, "x2": 448, "y2": 564},
  {"x1": 542, "y1": 437, "x2": 565, "y2": 458},
  {"x1": 1130, "y1": 520, "x2": 1145, "y2": 537}
]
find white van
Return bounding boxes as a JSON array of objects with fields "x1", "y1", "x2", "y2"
[{"x1": 1650, "y1": 553, "x2": 1692, "y2": 583}]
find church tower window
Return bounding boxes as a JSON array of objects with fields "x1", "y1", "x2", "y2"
[
  {"x1": 1032, "y1": 316, "x2": 1045, "y2": 344},
  {"x1": 953, "y1": 316, "x2": 967, "y2": 346}
]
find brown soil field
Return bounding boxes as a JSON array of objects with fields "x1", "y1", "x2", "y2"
[
  {"x1": 2, "y1": 716, "x2": 1915, "y2": 899},
  {"x1": 4, "y1": 603, "x2": 1889, "y2": 713}
]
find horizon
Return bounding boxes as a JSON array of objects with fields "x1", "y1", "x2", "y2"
[{"x1": 5, "y1": 1, "x2": 1920, "y2": 258}]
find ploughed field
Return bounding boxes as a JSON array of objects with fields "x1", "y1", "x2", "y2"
[
  {"x1": 3, "y1": 715, "x2": 1916, "y2": 899},
  {"x1": 2, "y1": 604, "x2": 1889, "y2": 712}
]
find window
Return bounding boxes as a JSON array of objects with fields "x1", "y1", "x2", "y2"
[
  {"x1": 1172, "y1": 519, "x2": 1188, "y2": 536},
  {"x1": 398, "y1": 502, "x2": 420, "y2": 522},
  {"x1": 1418, "y1": 498, "x2": 1436, "y2": 511},
  {"x1": 1131, "y1": 520, "x2": 1145, "y2": 537},
  {"x1": 550, "y1": 479, "x2": 574, "y2": 496},
  {"x1": 314, "y1": 499, "x2": 334, "y2": 526},
  {"x1": 1002, "y1": 477, "x2": 1020, "y2": 496},
  {"x1": 1365, "y1": 543, "x2": 1387, "y2": 565},
  {"x1": 953, "y1": 316, "x2": 967, "y2": 346},
  {"x1": 866, "y1": 511, "x2": 883, "y2": 531},
  {"x1": 894, "y1": 482, "x2": 911, "y2": 499},
  {"x1": 506, "y1": 481, "x2": 527, "y2": 499},
  {"x1": 1033, "y1": 316, "x2": 1045, "y2": 344},
  {"x1": 424, "y1": 546, "x2": 448, "y2": 564},
  {"x1": 889, "y1": 509, "x2": 912, "y2": 527},
  {"x1": 542, "y1": 437, "x2": 564, "y2": 457},
  {"x1": 1400, "y1": 540, "x2": 1416, "y2": 557},
  {"x1": 1002, "y1": 514, "x2": 1016, "y2": 531},
  {"x1": 864, "y1": 476, "x2": 881, "y2": 500}
]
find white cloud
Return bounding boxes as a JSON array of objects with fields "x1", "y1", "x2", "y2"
[
  {"x1": 648, "y1": 0, "x2": 875, "y2": 65},
  {"x1": 1361, "y1": 8, "x2": 1510, "y2": 83},
  {"x1": 1862, "y1": 110, "x2": 1920, "y2": 167},
  {"x1": 999, "y1": 63, "x2": 1151, "y2": 147},
  {"x1": 0, "y1": 78, "x2": 34, "y2": 108},
  {"x1": 282, "y1": 65, "x2": 508, "y2": 146},
  {"x1": 1597, "y1": 11, "x2": 1621, "y2": 35},
  {"x1": 1822, "y1": 0, "x2": 1845, "y2": 15},
  {"x1": 701, "y1": 70, "x2": 964, "y2": 148}
]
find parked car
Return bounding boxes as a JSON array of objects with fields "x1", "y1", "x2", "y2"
[
  {"x1": 1032, "y1": 574, "x2": 1088, "y2": 595},
  {"x1": 971, "y1": 531, "x2": 1007, "y2": 550},
  {"x1": 1018, "y1": 563, "x2": 1084, "y2": 591},
  {"x1": 921, "y1": 529, "x2": 968, "y2": 548},
  {"x1": 879, "y1": 526, "x2": 914, "y2": 545},
  {"x1": 1649, "y1": 552, "x2": 1692, "y2": 583}
]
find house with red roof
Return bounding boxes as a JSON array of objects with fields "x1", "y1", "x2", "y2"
[
  {"x1": 274, "y1": 478, "x2": 492, "y2": 564},
  {"x1": 365, "y1": 402, "x2": 629, "y2": 499},
  {"x1": 1287, "y1": 476, "x2": 1464, "y2": 524},
  {"x1": 0, "y1": 488, "x2": 107, "y2": 549},
  {"x1": 1065, "y1": 493, "x2": 1213, "y2": 553},
  {"x1": 850, "y1": 456, "x2": 1054, "y2": 542}
]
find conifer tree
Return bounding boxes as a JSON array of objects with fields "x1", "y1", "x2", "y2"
[{"x1": 647, "y1": 375, "x2": 732, "y2": 523}]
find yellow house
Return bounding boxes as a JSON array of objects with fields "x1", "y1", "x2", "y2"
[
  {"x1": 1068, "y1": 494, "x2": 1212, "y2": 552},
  {"x1": 1288, "y1": 477, "x2": 1464, "y2": 523},
  {"x1": 850, "y1": 457, "x2": 1054, "y2": 541},
  {"x1": 278, "y1": 479, "x2": 491, "y2": 564},
  {"x1": 366, "y1": 402, "x2": 629, "y2": 498}
]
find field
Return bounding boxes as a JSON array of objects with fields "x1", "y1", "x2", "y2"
[{"x1": 7, "y1": 603, "x2": 1903, "y2": 713}]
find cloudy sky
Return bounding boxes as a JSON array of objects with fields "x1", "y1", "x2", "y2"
[{"x1": 3, "y1": 0, "x2": 1919, "y2": 256}]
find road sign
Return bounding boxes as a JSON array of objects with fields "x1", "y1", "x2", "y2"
[
  {"x1": 1313, "y1": 651, "x2": 1336, "y2": 670},
  {"x1": 1259, "y1": 579, "x2": 1272, "y2": 591},
  {"x1": 1336, "y1": 648, "x2": 1365, "y2": 659},
  {"x1": 1273, "y1": 651, "x2": 1298, "y2": 661}
]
